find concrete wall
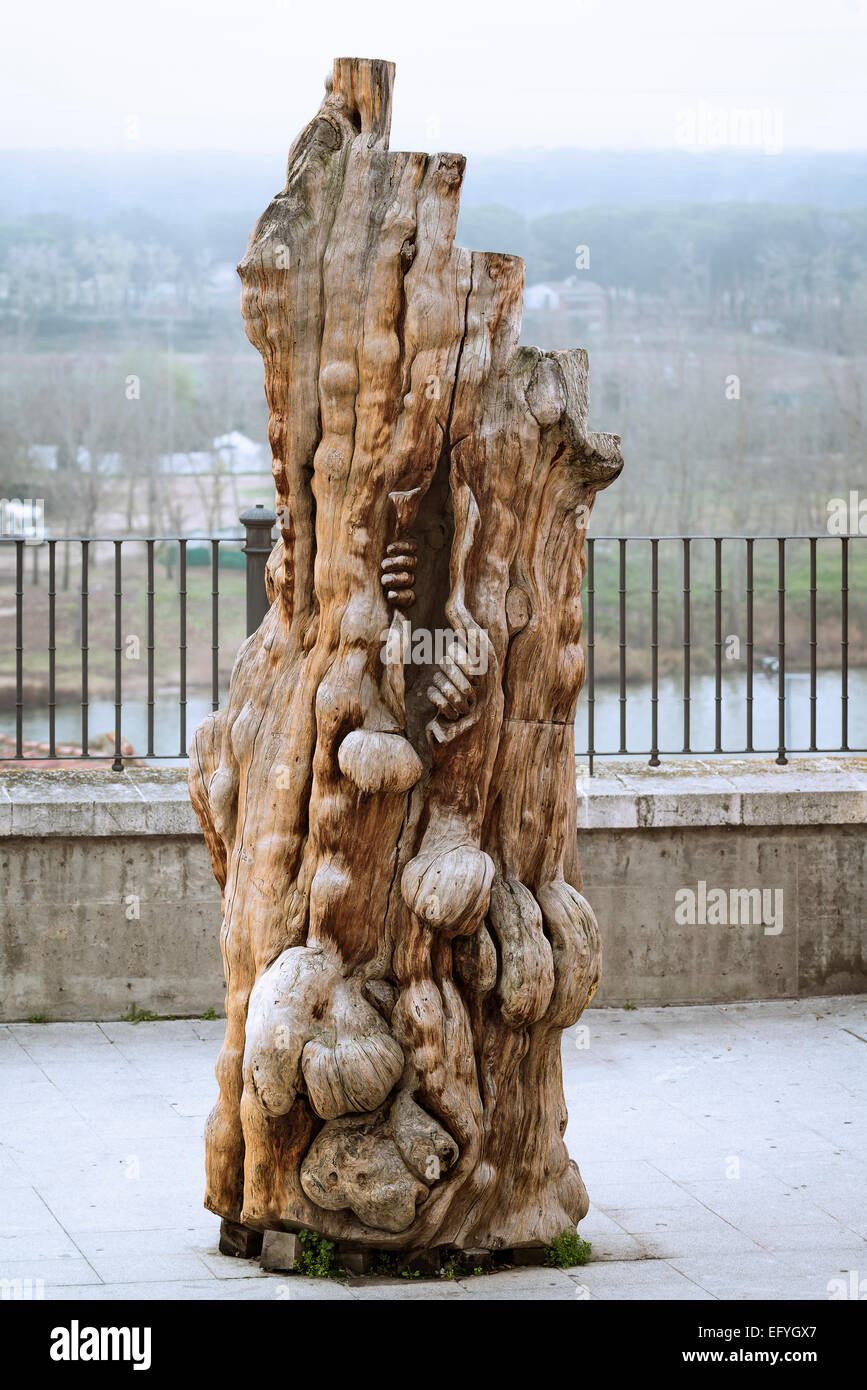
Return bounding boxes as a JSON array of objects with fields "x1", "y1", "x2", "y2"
[
  {"x1": 1, "y1": 759, "x2": 864, "y2": 1020},
  {"x1": 577, "y1": 758, "x2": 867, "y2": 1004},
  {"x1": 0, "y1": 771, "x2": 224, "y2": 1022}
]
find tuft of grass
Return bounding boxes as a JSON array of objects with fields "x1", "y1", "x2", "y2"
[
  {"x1": 622, "y1": 1000, "x2": 637, "y2": 1011},
  {"x1": 27, "y1": 1013, "x2": 48, "y2": 1023},
  {"x1": 368, "y1": 1251, "x2": 398, "y2": 1276},
  {"x1": 296, "y1": 1229, "x2": 341, "y2": 1278},
  {"x1": 120, "y1": 1003, "x2": 159, "y2": 1024},
  {"x1": 199, "y1": 1007, "x2": 218, "y2": 1021},
  {"x1": 544, "y1": 1229, "x2": 592, "y2": 1268}
]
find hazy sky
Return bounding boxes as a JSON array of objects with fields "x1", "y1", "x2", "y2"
[{"x1": 1, "y1": 0, "x2": 866, "y2": 154}]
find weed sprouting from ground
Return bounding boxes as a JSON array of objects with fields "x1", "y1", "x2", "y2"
[
  {"x1": 544, "y1": 1230, "x2": 592, "y2": 1268},
  {"x1": 296, "y1": 1229, "x2": 341, "y2": 1278},
  {"x1": 120, "y1": 1004, "x2": 159, "y2": 1024}
]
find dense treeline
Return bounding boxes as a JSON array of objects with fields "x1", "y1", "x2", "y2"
[
  {"x1": 457, "y1": 202, "x2": 867, "y2": 349},
  {"x1": 2, "y1": 200, "x2": 865, "y2": 354}
]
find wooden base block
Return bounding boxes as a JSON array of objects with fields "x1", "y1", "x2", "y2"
[
  {"x1": 509, "y1": 1246, "x2": 548, "y2": 1266},
  {"x1": 399, "y1": 1247, "x2": 442, "y2": 1277},
  {"x1": 458, "y1": 1248, "x2": 494, "y2": 1271},
  {"x1": 260, "y1": 1230, "x2": 302, "y2": 1271},
  {"x1": 338, "y1": 1245, "x2": 375, "y2": 1275},
  {"x1": 218, "y1": 1218, "x2": 264, "y2": 1259}
]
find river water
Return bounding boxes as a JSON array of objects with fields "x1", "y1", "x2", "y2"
[{"x1": 2, "y1": 667, "x2": 863, "y2": 763}]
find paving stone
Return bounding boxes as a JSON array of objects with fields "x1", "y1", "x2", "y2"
[
  {"x1": 578, "y1": 1259, "x2": 714, "y2": 1300},
  {"x1": 350, "y1": 1277, "x2": 469, "y2": 1299},
  {"x1": 84, "y1": 1252, "x2": 215, "y2": 1284},
  {"x1": 0, "y1": 1230, "x2": 82, "y2": 1262},
  {"x1": 0, "y1": 1257, "x2": 102, "y2": 1290},
  {"x1": 197, "y1": 1250, "x2": 269, "y2": 1280},
  {"x1": 671, "y1": 1251, "x2": 821, "y2": 1300},
  {"x1": 637, "y1": 1228, "x2": 767, "y2": 1259},
  {"x1": 746, "y1": 1222, "x2": 867, "y2": 1253},
  {"x1": 605, "y1": 1204, "x2": 737, "y2": 1236},
  {"x1": 41, "y1": 1276, "x2": 356, "y2": 1300},
  {"x1": 576, "y1": 1212, "x2": 646, "y2": 1262},
  {"x1": 458, "y1": 1267, "x2": 577, "y2": 1300},
  {"x1": 72, "y1": 1225, "x2": 219, "y2": 1259}
]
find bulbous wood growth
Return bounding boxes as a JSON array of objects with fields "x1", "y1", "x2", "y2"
[{"x1": 190, "y1": 56, "x2": 622, "y2": 1253}]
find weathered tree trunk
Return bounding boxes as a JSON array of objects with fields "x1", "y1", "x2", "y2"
[{"x1": 190, "y1": 57, "x2": 622, "y2": 1254}]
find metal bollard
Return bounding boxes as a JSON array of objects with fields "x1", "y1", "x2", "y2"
[{"x1": 240, "y1": 504, "x2": 277, "y2": 636}]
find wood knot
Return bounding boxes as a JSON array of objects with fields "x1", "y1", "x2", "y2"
[{"x1": 505, "y1": 586, "x2": 532, "y2": 634}]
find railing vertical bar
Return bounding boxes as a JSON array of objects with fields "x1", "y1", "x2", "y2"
[
  {"x1": 809, "y1": 536, "x2": 817, "y2": 752},
  {"x1": 80, "y1": 540, "x2": 89, "y2": 757},
  {"x1": 15, "y1": 540, "x2": 23, "y2": 757},
  {"x1": 211, "y1": 540, "x2": 220, "y2": 712},
  {"x1": 112, "y1": 540, "x2": 124, "y2": 771},
  {"x1": 618, "y1": 537, "x2": 627, "y2": 754},
  {"x1": 841, "y1": 535, "x2": 849, "y2": 751},
  {"x1": 714, "y1": 536, "x2": 723, "y2": 753},
  {"x1": 146, "y1": 540, "x2": 155, "y2": 758},
  {"x1": 649, "y1": 538, "x2": 659, "y2": 766},
  {"x1": 48, "y1": 540, "x2": 56, "y2": 758},
  {"x1": 746, "y1": 538, "x2": 754, "y2": 753},
  {"x1": 776, "y1": 536, "x2": 787, "y2": 765},
  {"x1": 682, "y1": 537, "x2": 691, "y2": 753},
  {"x1": 179, "y1": 538, "x2": 187, "y2": 756},
  {"x1": 145, "y1": 542, "x2": 154, "y2": 761},
  {"x1": 586, "y1": 537, "x2": 595, "y2": 777}
]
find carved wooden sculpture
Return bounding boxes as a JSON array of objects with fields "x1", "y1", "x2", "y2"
[{"x1": 190, "y1": 57, "x2": 622, "y2": 1257}]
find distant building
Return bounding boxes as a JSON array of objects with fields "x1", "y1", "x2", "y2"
[
  {"x1": 27, "y1": 432, "x2": 270, "y2": 479},
  {"x1": 524, "y1": 277, "x2": 608, "y2": 331},
  {"x1": 161, "y1": 431, "x2": 269, "y2": 476},
  {"x1": 212, "y1": 432, "x2": 269, "y2": 473}
]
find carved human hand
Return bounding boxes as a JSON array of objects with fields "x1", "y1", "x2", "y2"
[
  {"x1": 427, "y1": 631, "x2": 483, "y2": 721},
  {"x1": 381, "y1": 538, "x2": 417, "y2": 609}
]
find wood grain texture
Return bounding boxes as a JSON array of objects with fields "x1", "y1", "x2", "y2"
[{"x1": 190, "y1": 56, "x2": 622, "y2": 1251}]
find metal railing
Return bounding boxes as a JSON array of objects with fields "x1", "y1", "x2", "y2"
[
  {"x1": 0, "y1": 521, "x2": 863, "y2": 772},
  {"x1": 583, "y1": 534, "x2": 863, "y2": 772},
  {"x1": 1, "y1": 505, "x2": 276, "y2": 769}
]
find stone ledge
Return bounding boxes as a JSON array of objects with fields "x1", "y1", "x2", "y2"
[
  {"x1": 0, "y1": 756, "x2": 865, "y2": 836},
  {"x1": 576, "y1": 756, "x2": 867, "y2": 830},
  {"x1": 0, "y1": 768, "x2": 200, "y2": 837}
]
